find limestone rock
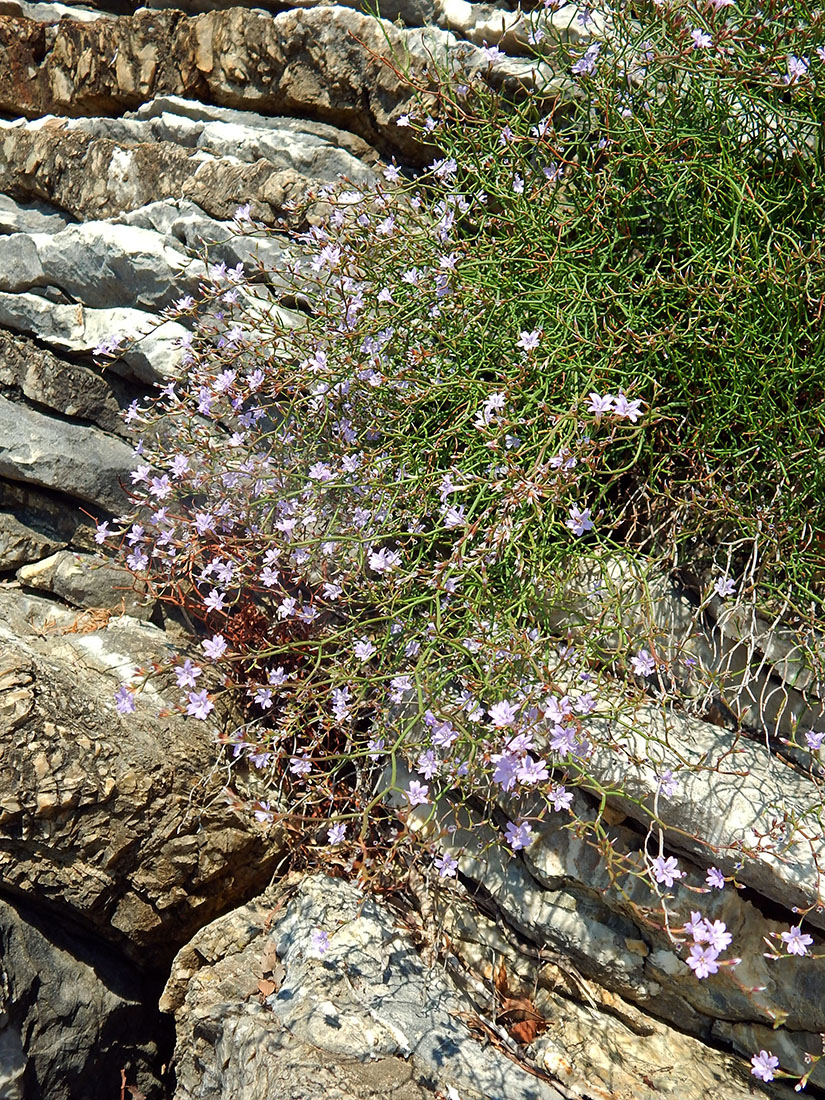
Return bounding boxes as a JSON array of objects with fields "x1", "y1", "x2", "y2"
[
  {"x1": 0, "y1": 892, "x2": 165, "y2": 1100},
  {"x1": 0, "y1": 192, "x2": 71, "y2": 234},
  {"x1": 0, "y1": 585, "x2": 285, "y2": 965},
  {"x1": 0, "y1": 393, "x2": 133, "y2": 511},
  {"x1": 0, "y1": 511, "x2": 64, "y2": 569},
  {"x1": 0, "y1": 117, "x2": 351, "y2": 226},
  {"x1": 0, "y1": 290, "x2": 187, "y2": 382},
  {"x1": 17, "y1": 549, "x2": 156, "y2": 619},
  {"x1": 163, "y1": 874, "x2": 568, "y2": 1100},
  {"x1": 0, "y1": 327, "x2": 129, "y2": 434},
  {"x1": 0, "y1": 7, "x2": 551, "y2": 160},
  {"x1": 0, "y1": 220, "x2": 205, "y2": 310}
]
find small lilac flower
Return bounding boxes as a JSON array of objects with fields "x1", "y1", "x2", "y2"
[
  {"x1": 703, "y1": 919, "x2": 732, "y2": 952},
  {"x1": 587, "y1": 392, "x2": 614, "y2": 416},
  {"x1": 310, "y1": 929, "x2": 330, "y2": 956},
  {"x1": 612, "y1": 392, "x2": 644, "y2": 422},
  {"x1": 690, "y1": 28, "x2": 713, "y2": 48},
  {"x1": 785, "y1": 54, "x2": 809, "y2": 84},
  {"x1": 713, "y1": 576, "x2": 736, "y2": 599},
  {"x1": 656, "y1": 769, "x2": 678, "y2": 797},
  {"x1": 651, "y1": 855, "x2": 684, "y2": 887},
  {"x1": 368, "y1": 546, "x2": 402, "y2": 573},
  {"x1": 186, "y1": 690, "x2": 214, "y2": 720},
  {"x1": 417, "y1": 749, "x2": 439, "y2": 780},
  {"x1": 750, "y1": 1050, "x2": 780, "y2": 1083},
  {"x1": 434, "y1": 851, "x2": 458, "y2": 878},
  {"x1": 706, "y1": 867, "x2": 726, "y2": 890},
  {"x1": 175, "y1": 659, "x2": 203, "y2": 690},
  {"x1": 806, "y1": 729, "x2": 825, "y2": 751},
  {"x1": 517, "y1": 329, "x2": 541, "y2": 352},
  {"x1": 488, "y1": 699, "x2": 519, "y2": 727},
  {"x1": 354, "y1": 638, "x2": 377, "y2": 662},
  {"x1": 94, "y1": 521, "x2": 111, "y2": 544},
  {"x1": 407, "y1": 781, "x2": 430, "y2": 806},
  {"x1": 204, "y1": 589, "x2": 227, "y2": 613},
  {"x1": 202, "y1": 634, "x2": 228, "y2": 660},
  {"x1": 114, "y1": 685, "x2": 136, "y2": 715},
  {"x1": 780, "y1": 925, "x2": 814, "y2": 956},
  {"x1": 547, "y1": 784, "x2": 573, "y2": 811},
  {"x1": 631, "y1": 649, "x2": 656, "y2": 676},
  {"x1": 504, "y1": 820, "x2": 534, "y2": 852},
  {"x1": 327, "y1": 822, "x2": 347, "y2": 845},
  {"x1": 367, "y1": 737, "x2": 385, "y2": 760},
  {"x1": 566, "y1": 505, "x2": 594, "y2": 536},
  {"x1": 686, "y1": 944, "x2": 720, "y2": 979},
  {"x1": 290, "y1": 754, "x2": 313, "y2": 777},
  {"x1": 254, "y1": 801, "x2": 274, "y2": 823}
]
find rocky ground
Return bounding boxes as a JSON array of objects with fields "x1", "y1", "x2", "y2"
[{"x1": 0, "y1": 2, "x2": 820, "y2": 1098}]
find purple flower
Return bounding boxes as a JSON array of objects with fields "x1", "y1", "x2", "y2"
[
  {"x1": 651, "y1": 855, "x2": 684, "y2": 887},
  {"x1": 631, "y1": 649, "x2": 655, "y2": 676},
  {"x1": 806, "y1": 729, "x2": 824, "y2": 751},
  {"x1": 204, "y1": 589, "x2": 227, "y2": 613},
  {"x1": 547, "y1": 784, "x2": 573, "y2": 812},
  {"x1": 114, "y1": 685, "x2": 136, "y2": 715},
  {"x1": 517, "y1": 329, "x2": 541, "y2": 352},
  {"x1": 612, "y1": 393, "x2": 644, "y2": 422},
  {"x1": 354, "y1": 638, "x2": 377, "y2": 662},
  {"x1": 327, "y1": 822, "x2": 347, "y2": 845},
  {"x1": 310, "y1": 929, "x2": 330, "y2": 956},
  {"x1": 417, "y1": 749, "x2": 439, "y2": 780},
  {"x1": 750, "y1": 1050, "x2": 780, "y2": 1083},
  {"x1": 785, "y1": 54, "x2": 809, "y2": 84},
  {"x1": 706, "y1": 866, "x2": 725, "y2": 890},
  {"x1": 780, "y1": 925, "x2": 813, "y2": 957},
  {"x1": 488, "y1": 699, "x2": 519, "y2": 727},
  {"x1": 656, "y1": 769, "x2": 678, "y2": 797},
  {"x1": 94, "y1": 521, "x2": 111, "y2": 544},
  {"x1": 290, "y1": 754, "x2": 313, "y2": 777},
  {"x1": 175, "y1": 659, "x2": 203, "y2": 690},
  {"x1": 254, "y1": 801, "x2": 274, "y2": 823},
  {"x1": 406, "y1": 781, "x2": 430, "y2": 807},
  {"x1": 202, "y1": 634, "x2": 228, "y2": 660},
  {"x1": 713, "y1": 576, "x2": 736, "y2": 599},
  {"x1": 517, "y1": 755, "x2": 549, "y2": 786},
  {"x1": 186, "y1": 690, "x2": 214, "y2": 720},
  {"x1": 566, "y1": 504, "x2": 594, "y2": 536},
  {"x1": 504, "y1": 820, "x2": 534, "y2": 852},
  {"x1": 434, "y1": 851, "x2": 458, "y2": 878},
  {"x1": 686, "y1": 944, "x2": 720, "y2": 979},
  {"x1": 492, "y1": 751, "x2": 520, "y2": 792},
  {"x1": 703, "y1": 920, "x2": 732, "y2": 952},
  {"x1": 690, "y1": 28, "x2": 712, "y2": 48},
  {"x1": 587, "y1": 392, "x2": 614, "y2": 416}
]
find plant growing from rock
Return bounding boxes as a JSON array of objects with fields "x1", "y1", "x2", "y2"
[{"x1": 98, "y1": 0, "x2": 825, "y2": 1087}]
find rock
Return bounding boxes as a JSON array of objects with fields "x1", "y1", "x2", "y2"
[
  {"x1": 0, "y1": 290, "x2": 188, "y2": 382},
  {"x1": 0, "y1": 476, "x2": 101, "y2": 552},
  {"x1": 0, "y1": 7, "x2": 551, "y2": 161},
  {"x1": 0, "y1": 327, "x2": 129, "y2": 433},
  {"x1": 0, "y1": 891, "x2": 166, "y2": 1100},
  {"x1": 67, "y1": 104, "x2": 379, "y2": 186},
  {"x1": 0, "y1": 512, "x2": 64, "y2": 569},
  {"x1": 0, "y1": 117, "x2": 356, "y2": 227},
  {"x1": 163, "y1": 873, "x2": 569, "y2": 1100},
  {"x1": 0, "y1": 585, "x2": 285, "y2": 966},
  {"x1": 17, "y1": 549, "x2": 156, "y2": 619},
  {"x1": 0, "y1": 220, "x2": 205, "y2": 310},
  {"x1": 0, "y1": 393, "x2": 133, "y2": 511},
  {"x1": 0, "y1": 192, "x2": 71, "y2": 234}
]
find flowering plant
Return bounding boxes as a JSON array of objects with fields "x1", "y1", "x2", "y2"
[{"x1": 98, "y1": 0, "x2": 825, "y2": 1087}]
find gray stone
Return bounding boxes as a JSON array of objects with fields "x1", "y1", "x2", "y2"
[
  {"x1": 0, "y1": 584, "x2": 285, "y2": 966},
  {"x1": 163, "y1": 874, "x2": 569, "y2": 1100},
  {"x1": 0, "y1": 893, "x2": 163, "y2": 1100},
  {"x1": 0, "y1": 220, "x2": 205, "y2": 310},
  {"x1": 0, "y1": 394, "x2": 133, "y2": 511},
  {"x1": 17, "y1": 549, "x2": 156, "y2": 619},
  {"x1": 67, "y1": 109, "x2": 378, "y2": 187},
  {"x1": 0, "y1": 512, "x2": 64, "y2": 569},
  {"x1": 0, "y1": 193, "x2": 71, "y2": 235},
  {"x1": 0, "y1": 290, "x2": 187, "y2": 383},
  {"x1": 0, "y1": 327, "x2": 127, "y2": 433}
]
